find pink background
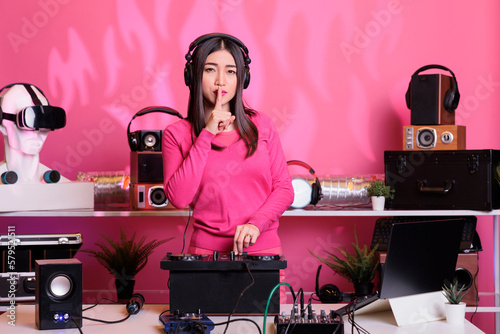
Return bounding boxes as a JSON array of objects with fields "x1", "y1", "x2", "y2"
[{"x1": 1, "y1": 1, "x2": 499, "y2": 332}]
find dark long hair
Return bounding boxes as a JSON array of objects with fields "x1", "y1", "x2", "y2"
[{"x1": 186, "y1": 36, "x2": 258, "y2": 157}]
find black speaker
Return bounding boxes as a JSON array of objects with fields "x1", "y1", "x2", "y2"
[
  {"x1": 35, "y1": 258, "x2": 82, "y2": 330},
  {"x1": 130, "y1": 151, "x2": 163, "y2": 184},
  {"x1": 406, "y1": 65, "x2": 460, "y2": 125}
]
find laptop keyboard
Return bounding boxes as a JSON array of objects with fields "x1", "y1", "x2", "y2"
[{"x1": 371, "y1": 216, "x2": 478, "y2": 252}]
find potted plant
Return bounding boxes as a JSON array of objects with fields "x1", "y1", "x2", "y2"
[
  {"x1": 442, "y1": 278, "x2": 468, "y2": 325},
  {"x1": 309, "y1": 230, "x2": 379, "y2": 296},
  {"x1": 365, "y1": 179, "x2": 395, "y2": 210},
  {"x1": 82, "y1": 227, "x2": 174, "y2": 302}
]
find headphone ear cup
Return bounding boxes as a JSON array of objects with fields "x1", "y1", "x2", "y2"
[
  {"x1": 128, "y1": 132, "x2": 138, "y2": 151},
  {"x1": 184, "y1": 64, "x2": 192, "y2": 87},
  {"x1": 443, "y1": 90, "x2": 454, "y2": 112},
  {"x1": 319, "y1": 284, "x2": 341, "y2": 303},
  {"x1": 405, "y1": 80, "x2": 412, "y2": 109},
  {"x1": 310, "y1": 178, "x2": 322, "y2": 206},
  {"x1": 311, "y1": 182, "x2": 319, "y2": 205},
  {"x1": 243, "y1": 69, "x2": 250, "y2": 89}
]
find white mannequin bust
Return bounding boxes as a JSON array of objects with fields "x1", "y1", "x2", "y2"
[{"x1": 0, "y1": 84, "x2": 64, "y2": 183}]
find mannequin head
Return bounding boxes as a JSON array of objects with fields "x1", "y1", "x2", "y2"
[{"x1": 0, "y1": 84, "x2": 51, "y2": 156}]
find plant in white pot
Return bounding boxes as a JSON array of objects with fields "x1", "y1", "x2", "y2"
[
  {"x1": 365, "y1": 179, "x2": 395, "y2": 210},
  {"x1": 442, "y1": 278, "x2": 468, "y2": 325}
]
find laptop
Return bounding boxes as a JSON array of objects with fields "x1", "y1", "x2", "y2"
[{"x1": 336, "y1": 217, "x2": 466, "y2": 317}]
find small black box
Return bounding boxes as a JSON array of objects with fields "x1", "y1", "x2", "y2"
[{"x1": 385, "y1": 150, "x2": 500, "y2": 210}]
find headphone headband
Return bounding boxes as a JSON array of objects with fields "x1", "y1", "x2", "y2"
[
  {"x1": 287, "y1": 160, "x2": 317, "y2": 178},
  {"x1": 126, "y1": 106, "x2": 183, "y2": 137},
  {"x1": 287, "y1": 160, "x2": 323, "y2": 206},
  {"x1": 127, "y1": 106, "x2": 183, "y2": 151},
  {"x1": 184, "y1": 33, "x2": 251, "y2": 89},
  {"x1": 406, "y1": 64, "x2": 460, "y2": 112}
]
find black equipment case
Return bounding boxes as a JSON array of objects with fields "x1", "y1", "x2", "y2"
[
  {"x1": 384, "y1": 150, "x2": 500, "y2": 210},
  {"x1": 0, "y1": 233, "x2": 82, "y2": 302}
]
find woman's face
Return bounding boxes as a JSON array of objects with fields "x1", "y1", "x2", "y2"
[{"x1": 202, "y1": 49, "x2": 238, "y2": 111}]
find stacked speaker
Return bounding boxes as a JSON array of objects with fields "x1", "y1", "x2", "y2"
[
  {"x1": 128, "y1": 107, "x2": 183, "y2": 210},
  {"x1": 404, "y1": 64, "x2": 465, "y2": 151}
]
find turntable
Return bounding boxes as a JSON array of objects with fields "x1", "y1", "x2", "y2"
[{"x1": 160, "y1": 251, "x2": 286, "y2": 315}]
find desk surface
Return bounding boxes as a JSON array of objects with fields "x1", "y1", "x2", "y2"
[{"x1": 0, "y1": 304, "x2": 485, "y2": 334}]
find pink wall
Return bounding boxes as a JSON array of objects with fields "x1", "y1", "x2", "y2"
[{"x1": 1, "y1": 1, "x2": 499, "y2": 332}]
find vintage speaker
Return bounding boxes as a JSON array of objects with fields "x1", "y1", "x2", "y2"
[
  {"x1": 408, "y1": 73, "x2": 456, "y2": 125},
  {"x1": 130, "y1": 151, "x2": 163, "y2": 184},
  {"x1": 453, "y1": 252, "x2": 479, "y2": 306},
  {"x1": 378, "y1": 252, "x2": 478, "y2": 306},
  {"x1": 35, "y1": 258, "x2": 82, "y2": 330},
  {"x1": 130, "y1": 183, "x2": 177, "y2": 210},
  {"x1": 403, "y1": 125, "x2": 466, "y2": 151}
]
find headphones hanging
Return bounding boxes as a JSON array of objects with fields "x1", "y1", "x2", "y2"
[
  {"x1": 287, "y1": 160, "x2": 323, "y2": 208},
  {"x1": 405, "y1": 64, "x2": 460, "y2": 112},
  {"x1": 315, "y1": 265, "x2": 354, "y2": 303},
  {"x1": 127, "y1": 106, "x2": 183, "y2": 151},
  {"x1": 184, "y1": 33, "x2": 251, "y2": 89}
]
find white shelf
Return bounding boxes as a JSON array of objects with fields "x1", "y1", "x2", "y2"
[{"x1": 0, "y1": 208, "x2": 499, "y2": 217}]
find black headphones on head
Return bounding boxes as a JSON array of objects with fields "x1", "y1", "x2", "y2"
[
  {"x1": 287, "y1": 160, "x2": 323, "y2": 206},
  {"x1": 405, "y1": 64, "x2": 460, "y2": 112},
  {"x1": 184, "y1": 33, "x2": 251, "y2": 89},
  {"x1": 315, "y1": 265, "x2": 354, "y2": 303},
  {"x1": 127, "y1": 106, "x2": 183, "y2": 151}
]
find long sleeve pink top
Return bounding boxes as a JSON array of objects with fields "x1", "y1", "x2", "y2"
[{"x1": 162, "y1": 111, "x2": 294, "y2": 252}]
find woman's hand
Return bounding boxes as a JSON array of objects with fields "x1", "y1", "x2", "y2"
[
  {"x1": 233, "y1": 223, "x2": 260, "y2": 255},
  {"x1": 205, "y1": 87, "x2": 235, "y2": 135}
]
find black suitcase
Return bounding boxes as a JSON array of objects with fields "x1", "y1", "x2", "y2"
[
  {"x1": 0, "y1": 233, "x2": 82, "y2": 302},
  {"x1": 384, "y1": 150, "x2": 500, "y2": 210}
]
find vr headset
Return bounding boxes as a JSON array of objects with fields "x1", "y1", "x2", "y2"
[{"x1": 0, "y1": 83, "x2": 66, "y2": 131}]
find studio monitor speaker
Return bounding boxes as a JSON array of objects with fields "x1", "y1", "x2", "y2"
[
  {"x1": 454, "y1": 252, "x2": 479, "y2": 306},
  {"x1": 409, "y1": 73, "x2": 455, "y2": 125},
  {"x1": 35, "y1": 258, "x2": 82, "y2": 330}
]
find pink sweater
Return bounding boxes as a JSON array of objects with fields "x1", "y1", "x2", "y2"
[{"x1": 162, "y1": 111, "x2": 294, "y2": 252}]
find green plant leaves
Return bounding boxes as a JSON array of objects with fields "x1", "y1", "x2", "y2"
[
  {"x1": 81, "y1": 227, "x2": 174, "y2": 280},
  {"x1": 309, "y1": 231, "x2": 379, "y2": 284}
]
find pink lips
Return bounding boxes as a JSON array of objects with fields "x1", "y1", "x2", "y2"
[{"x1": 214, "y1": 90, "x2": 227, "y2": 96}]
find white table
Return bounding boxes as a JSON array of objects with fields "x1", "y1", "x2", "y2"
[{"x1": 0, "y1": 303, "x2": 485, "y2": 333}]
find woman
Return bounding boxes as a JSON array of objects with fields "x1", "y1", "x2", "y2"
[{"x1": 162, "y1": 33, "x2": 294, "y2": 256}]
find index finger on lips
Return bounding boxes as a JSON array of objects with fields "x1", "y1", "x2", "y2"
[{"x1": 216, "y1": 86, "x2": 223, "y2": 110}]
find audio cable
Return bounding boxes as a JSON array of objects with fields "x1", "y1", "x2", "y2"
[
  {"x1": 222, "y1": 263, "x2": 255, "y2": 334},
  {"x1": 71, "y1": 294, "x2": 145, "y2": 333}
]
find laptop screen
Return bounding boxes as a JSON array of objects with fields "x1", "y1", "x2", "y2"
[{"x1": 379, "y1": 218, "x2": 466, "y2": 299}]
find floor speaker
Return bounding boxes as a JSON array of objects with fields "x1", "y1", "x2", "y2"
[{"x1": 35, "y1": 258, "x2": 82, "y2": 330}]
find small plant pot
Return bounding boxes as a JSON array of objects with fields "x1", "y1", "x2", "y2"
[
  {"x1": 115, "y1": 278, "x2": 135, "y2": 303},
  {"x1": 371, "y1": 196, "x2": 385, "y2": 211},
  {"x1": 354, "y1": 282, "x2": 374, "y2": 297},
  {"x1": 444, "y1": 302, "x2": 466, "y2": 325}
]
